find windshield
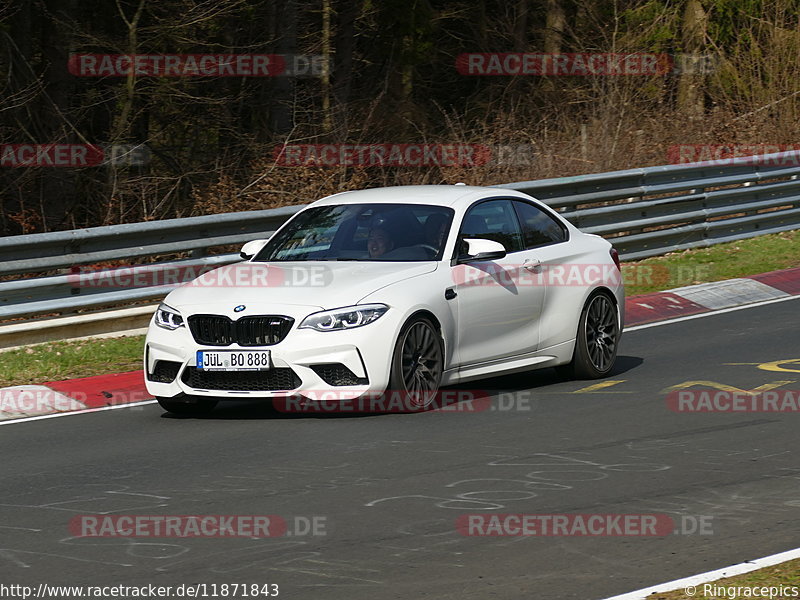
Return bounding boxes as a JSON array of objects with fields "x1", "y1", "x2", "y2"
[{"x1": 254, "y1": 203, "x2": 455, "y2": 262}]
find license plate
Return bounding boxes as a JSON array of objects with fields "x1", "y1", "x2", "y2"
[{"x1": 197, "y1": 350, "x2": 271, "y2": 371}]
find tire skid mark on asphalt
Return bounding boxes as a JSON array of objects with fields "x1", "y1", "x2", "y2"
[
  {"x1": 59, "y1": 535, "x2": 190, "y2": 560},
  {"x1": 365, "y1": 451, "x2": 672, "y2": 512},
  {"x1": 154, "y1": 544, "x2": 387, "y2": 586},
  {"x1": 0, "y1": 547, "x2": 134, "y2": 568}
]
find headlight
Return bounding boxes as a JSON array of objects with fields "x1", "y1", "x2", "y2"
[
  {"x1": 299, "y1": 304, "x2": 388, "y2": 332},
  {"x1": 154, "y1": 303, "x2": 184, "y2": 330}
]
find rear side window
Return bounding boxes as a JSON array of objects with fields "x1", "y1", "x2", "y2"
[{"x1": 513, "y1": 200, "x2": 567, "y2": 249}]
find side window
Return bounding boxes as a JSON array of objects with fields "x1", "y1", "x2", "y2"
[
  {"x1": 458, "y1": 199, "x2": 523, "y2": 254},
  {"x1": 513, "y1": 200, "x2": 567, "y2": 249}
]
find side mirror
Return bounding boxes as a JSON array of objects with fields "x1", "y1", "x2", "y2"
[
  {"x1": 240, "y1": 239, "x2": 269, "y2": 260},
  {"x1": 459, "y1": 238, "x2": 507, "y2": 262}
]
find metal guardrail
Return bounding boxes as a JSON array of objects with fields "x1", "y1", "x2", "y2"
[
  {"x1": 3, "y1": 150, "x2": 800, "y2": 322},
  {"x1": 502, "y1": 153, "x2": 800, "y2": 260},
  {"x1": 0, "y1": 205, "x2": 304, "y2": 320}
]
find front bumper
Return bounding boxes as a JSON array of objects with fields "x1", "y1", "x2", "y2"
[{"x1": 144, "y1": 307, "x2": 398, "y2": 402}]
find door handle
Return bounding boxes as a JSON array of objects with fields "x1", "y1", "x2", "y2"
[{"x1": 523, "y1": 259, "x2": 541, "y2": 272}]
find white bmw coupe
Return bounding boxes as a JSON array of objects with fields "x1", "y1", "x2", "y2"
[{"x1": 145, "y1": 185, "x2": 624, "y2": 414}]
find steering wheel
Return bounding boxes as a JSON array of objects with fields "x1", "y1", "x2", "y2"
[{"x1": 418, "y1": 244, "x2": 439, "y2": 257}]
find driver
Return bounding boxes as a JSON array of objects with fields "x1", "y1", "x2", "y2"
[{"x1": 367, "y1": 225, "x2": 395, "y2": 258}]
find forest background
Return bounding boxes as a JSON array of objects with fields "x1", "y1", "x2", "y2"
[{"x1": 0, "y1": 0, "x2": 797, "y2": 235}]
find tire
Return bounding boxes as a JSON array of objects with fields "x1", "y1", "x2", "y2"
[
  {"x1": 557, "y1": 291, "x2": 620, "y2": 380},
  {"x1": 386, "y1": 316, "x2": 444, "y2": 411},
  {"x1": 156, "y1": 396, "x2": 218, "y2": 416}
]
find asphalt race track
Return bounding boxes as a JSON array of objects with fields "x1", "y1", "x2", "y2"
[{"x1": 2, "y1": 298, "x2": 800, "y2": 599}]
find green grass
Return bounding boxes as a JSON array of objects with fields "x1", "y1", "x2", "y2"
[
  {"x1": 0, "y1": 230, "x2": 798, "y2": 387},
  {"x1": 0, "y1": 335, "x2": 145, "y2": 387},
  {"x1": 646, "y1": 558, "x2": 800, "y2": 599},
  {"x1": 622, "y1": 229, "x2": 800, "y2": 296}
]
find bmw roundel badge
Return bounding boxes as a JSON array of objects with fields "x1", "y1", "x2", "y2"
[{"x1": 234, "y1": 305, "x2": 246, "y2": 312}]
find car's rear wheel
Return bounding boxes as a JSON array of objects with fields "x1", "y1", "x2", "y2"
[
  {"x1": 557, "y1": 291, "x2": 619, "y2": 380},
  {"x1": 156, "y1": 396, "x2": 218, "y2": 416},
  {"x1": 387, "y1": 316, "x2": 443, "y2": 411}
]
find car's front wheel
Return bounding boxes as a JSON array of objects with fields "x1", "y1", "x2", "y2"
[
  {"x1": 156, "y1": 396, "x2": 218, "y2": 416},
  {"x1": 558, "y1": 291, "x2": 620, "y2": 380},
  {"x1": 387, "y1": 316, "x2": 444, "y2": 411}
]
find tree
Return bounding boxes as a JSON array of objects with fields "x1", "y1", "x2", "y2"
[{"x1": 677, "y1": 0, "x2": 708, "y2": 117}]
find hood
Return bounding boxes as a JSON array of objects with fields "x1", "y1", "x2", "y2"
[{"x1": 163, "y1": 260, "x2": 437, "y2": 312}]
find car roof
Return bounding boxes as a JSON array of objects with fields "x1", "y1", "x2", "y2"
[{"x1": 310, "y1": 184, "x2": 538, "y2": 208}]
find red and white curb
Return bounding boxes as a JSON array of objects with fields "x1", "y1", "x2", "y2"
[
  {"x1": 0, "y1": 370, "x2": 148, "y2": 422},
  {"x1": 2, "y1": 265, "x2": 799, "y2": 422},
  {"x1": 624, "y1": 266, "x2": 800, "y2": 325},
  {"x1": 0, "y1": 385, "x2": 87, "y2": 420}
]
